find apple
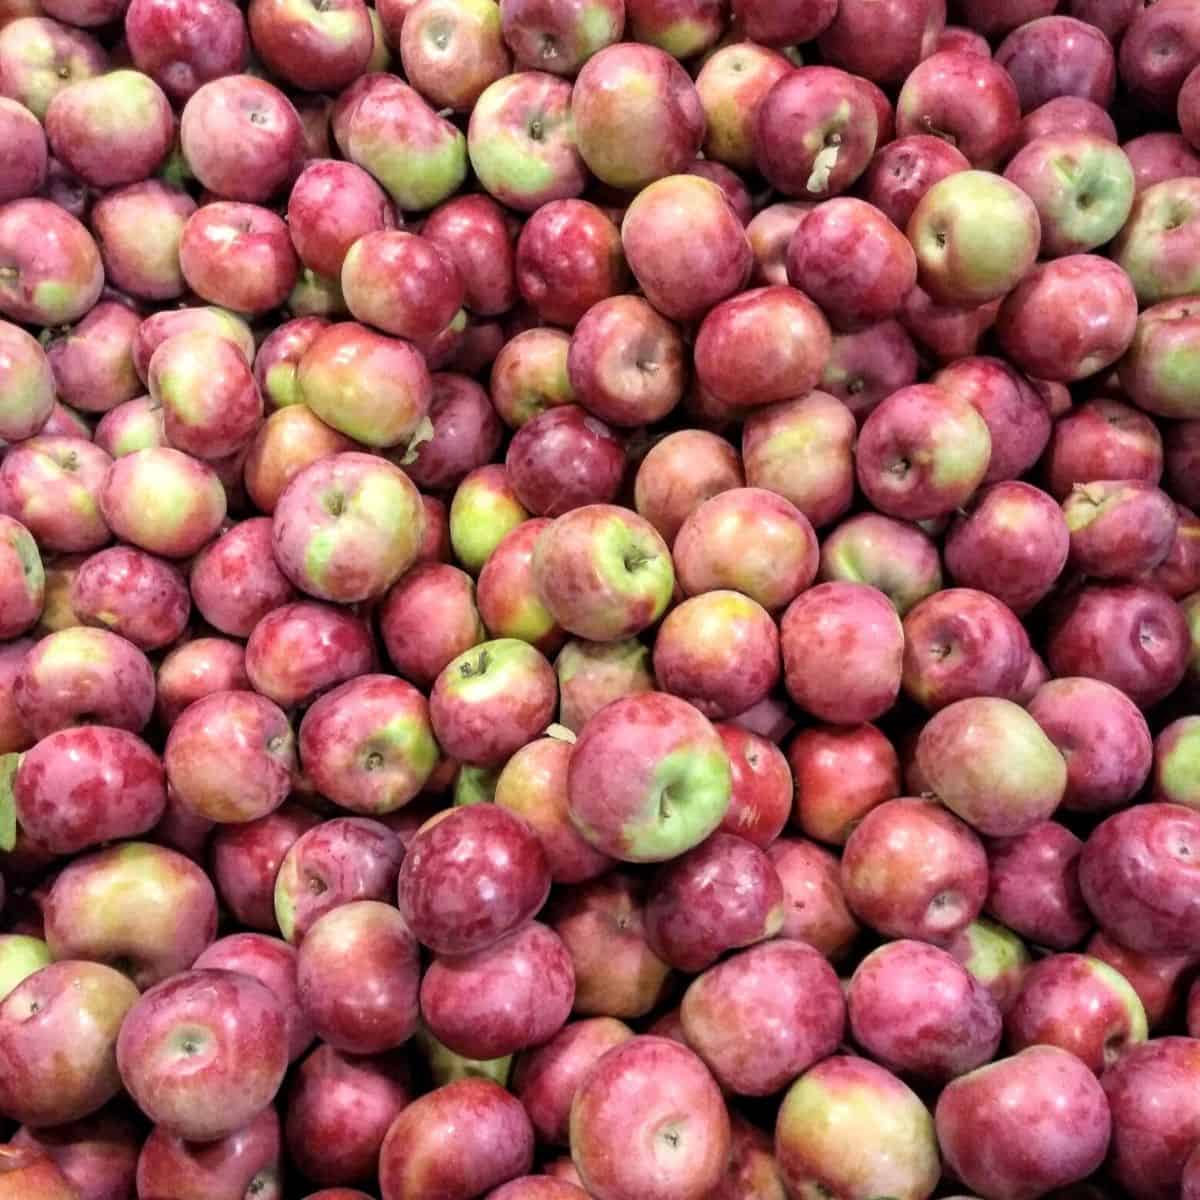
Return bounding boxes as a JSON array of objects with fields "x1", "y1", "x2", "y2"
[
  {"x1": 848, "y1": 938, "x2": 1001, "y2": 1083},
  {"x1": 0, "y1": 960, "x2": 138, "y2": 1127},
  {"x1": 1155, "y1": 716, "x2": 1200, "y2": 809},
  {"x1": 1064, "y1": 480, "x2": 1178, "y2": 579},
  {"x1": 1121, "y1": 298, "x2": 1200, "y2": 421},
  {"x1": 632, "y1": 429, "x2": 741, "y2": 548},
  {"x1": 288, "y1": 163, "x2": 394, "y2": 288},
  {"x1": 1167, "y1": 422, "x2": 1200, "y2": 511},
  {"x1": 124, "y1": 0, "x2": 248, "y2": 103},
  {"x1": 44, "y1": 300, "x2": 140, "y2": 418},
  {"x1": 255, "y1": 317, "x2": 332, "y2": 411},
  {"x1": 0, "y1": 321, "x2": 54, "y2": 443},
  {"x1": 1018, "y1": 95, "x2": 1118, "y2": 149},
  {"x1": 13, "y1": 1108, "x2": 140, "y2": 1200},
  {"x1": 899, "y1": 283, "x2": 1001, "y2": 363},
  {"x1": 379, "y1": 1078, "x2": 534, "y2": 1200},
  {"x1": 936, "y1": 1046, "x2": 1111, "y2": 1199},
  {"x1": 775, "y1": 1056, "x2": 939, "y2": 1200},
  {"x1": 860, "y1": 135, "x2": 969, "y2": 235},
  {"x1": 189, "y1": 519, "x2": 294, "y2": 639},
  {"x1": 497, "y1": 0, "x2": 621, "y2": 75},
  {"x1": 133, "y1": 306, "x2": 255, "y2": 382},
  {"x1": 817, "y1": 511, "x2": 941, "y2": 616},
  {"x1": 93, "y1": 397, "x2": 165, "y2": 459},
  {"x1": 745, "y1": 202, "x2": 810, "y2": 286},
  {"x1": 841, "y1": 796, "x2": 988, "y2": 943},
  {"x1": 1112, "y1": 177, "x2": 1200, "y2": 305},
  {"x1": 1125, "y1": 131, "x2": 1200, "y2": 192},
  {"x1": 1044, "y1": 397, "x2": 1164, "y2": 500},
  {"x1": 548, "y1": 872, "x2": 672, "y2": 1018},
  {"x1": 243, "y1": 405, "x2": 358, "y2": 514},
  {"x1": 117, "y1": 968, "x2": 288, "y2": 1142},
  {"x1": 401, "y1": 0, "x2": 509, "y2": 111},
  {"x1": 694, "y1": 43, "x2": 789, "y2": 173},
  {"x1": 947, "y1": 917, "x2": 1032, "y2": 1016},
  {"x1": 274, "y1": 816, "x2": 403, "y2": 944},
  {"x1": 249, "y1": 0, "x2": 372, "y2": 92},
  {"x1": 0, "y1": 515, "x2": 42, "y2": 641},
  {"x1": 0, "y1": 1144, "x2": 77, "y2": 1200},
  {"x1": 0, "y1": 198, "x2": 103, "y2": 326},
  {"x1": 0, "y1": 96, "x2": 45, "y2": 204},
  {"x1": 156, "y1": 637, "x2": 251, "y2": 727},
  {"x1": 712, "y1": 724, "x2": 790, "y2": 847},
  {"x1": 996, "y1": 15, "x2": 1116, "y2": 112},
  {"x1": 0, "y1": 17, "x2": 108, "y2": 120},
  {"x1": 554, "y1": 637, "x2": 654, "y2": 732},
  {"x1": 0, "y1": 935, "x2": 48, "y2": 1002},
  {"x1": 766, "y1": 836, "x2": 860, "y2": 961}
]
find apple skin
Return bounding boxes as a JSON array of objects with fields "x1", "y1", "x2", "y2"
[
  {"x1": 274, "y1": 816, "x2": 403, "y2": 944},
  {"x1": 44, "y1": 841, "x2": 217, "y2": 989},
  {"x1": 745, "y1": 202, "x2": 810, "y2": 286},
  {"x1": 944, "y1": 481, "x2": 1069, "y2": 616},
  {"x1": 494, "y1": 736, "x2": 612, "y2": 884},
  {"x1": 296, "y1": 900, "x2": 420, "y2": 1055},
  {"x1": 682, "y1": 939, "x2": 843, "y2": 1097},
  {"x1": 210, "y1": 802, "x2": 319, "y2": 932},
  {"x1": 12, "y1": 1108, "x2": 141, "y2": 1200},
  {"x1": 1064, "y1": 480, "x2": 1178, "y2": 580},
  {"x1": 0, "y1": 96, "x2": 45, "y2": 204},
  {"x1": 285, "y1": 1044, "x2": 410, "y2": 1188},
  {"x1": 569, "y1": 1036, "x2": 729, "y2": 1200},
  {"x1": 497, "y1": 0, "x2": 622, "y2": 75},
  {"x1": 1120, "y1": 297, "x2": 1200, "y2": 421},
  {"x1": 94, "y1": 397, "x2": 166, "y2": 460},
  {"x1": 1155, "y1": 716, "x2": 1200, "y2": 809},
  {"x1": 1104, "y1": 1037, "x2": 1200, "y2": 1200},
  {"x1": 1125, "y1": 131, "x2": 1200, "y2": 192},
  {"x1": 13, "y1": 726, "x2": 166, "y2": 856},
  {"x1": 568, "y1": 691, "x2": 731, "y2": 864},
  {"x1": 135, "y1": 1105, "x2": 281, "y2": 1200},
  {"x1": 421, "y1": 195, "x2": 515, "y2": 322},
  {"x1": 715, "y1": 724, "x2": 790, "y2": 849},
  {"x1": 821, "y1": 320, "x2": 919, "y2": 422},
  {"x1": 399, "y1": 803, "x2": 550, "y2": 956},
  {"x1": 243, "y1": 405, "x2": 358, "y2": 515},
  {"x1": 767, "y1": 837, "x2": 860, "y2": 962},
  {"x1": 847, "y1": 938, "x2": 1001, "y2": 1084},
  {"x1": 1167, "y1": 423, "x2": 1200, "y2": 511},
  {"x1": 633, "y1": 429, "x2": 742, "y2": 548},
  {"x1": 124, "y1": 0, "x2": 247, "y2": 103},
  {"x1": 0, "y1": 16, "x2": 109, "y2": 120},
  {"x1": 450, "y1": 463, "x2": 531, "y2": 575},
  {"x1": 421, "y1": 920, "x2": 573, "y2": 1060},
  {"x1": 917, "y1": 697, "x2": 1067, "y2": 838},
  {"x1": 817, "y1": 511, "x2": 941, "y2": 617},
  {"x1": 1047, "y1": 582, "x2": 1191, "y2": 708},
  {"x1": 817, "y1": 0, "x2": 944, "y2": 85},
  {"x1": 133, "y1": 306, "x2": 254, "y2": 383},
  {"x1": 1112, "y1": 177, "x2": 1200, "y2": 305},
  {"x1": 936, "y1": 1046, "x2": 1111, "y2": 1200},
  {"x1": 571, "y1": 43, "x2": 703, "y2": 191},
  {"x1": 0, "y1": 961, "x2": 139, "y2": 1128},
  {"x1": 405, "y1": 373, "x2": 503, "y2": 492},
  {"x1": 0, "y1": 1144, "x2": 77, "y2": 1200},
  {"x1": 249, "y1": 0, "x2": 371, "y2": 92},
  {"x1": 1007, "y1": 952, "x2": 1148, "y2": 1072},
  {"x1": 860, "y1": 135, "x2": 969, "y2": 234},
  {"x1": 189, "y1": 519, "x2": 294, "y2": 640},
  {"x1": 379, "y1": 1078, "x2": 534, "y2": 1200},
  {"x1": 1120, "y1": 0, "x2": 1200, "y2": 109},
  {"x1": 117, "y1": 968, "x2": 288, "y2": 1143},
  {"x1": 781, "y1": 581, "x2": 904, "y2": 725},
  {"x1": 695, "y1": 43, "x2": 790, "y2": 172},
  {"x1": 1018, "y1": 95, "x2": 1118, "y2": 152},
  {"x1": 513, "y1": 1017, "x2": 634, "y2": 1146},
  {"x1": 555, "y1": 637, "x2": 654, "y2": 733},
  {"x1": 0, "y1": 517, "x2": 42, "y2": 642},
  {"x1": 996, "y1": 14, "x2": 1116, "y2": 112},
  {"x1": 753, "y1": 67, "x2": 878, "y2": 200},
  {"x1": 947, "y1": 917, "x2": 1032, "y2": 1017},
  {"x1": 1028, "y1": 677, "x2": 1153, "y2": 814},
  {"x1": 775, "y1": 1055, "x2": 939, "y2": 1200},
  {"x1": 1044, "y1": 397, "x2": 1164, "y2": 500},
  {"x1": 45, "y1": 300, "x2": 140, "y2": 417},
  {"x1": 841, "y1": 796, "x2": 987, "y2": 944},
  {"x1": 401, "y1": 0, "x2": 510, "y2": 111},
  {"x1": 0, "y1": 321, "x2": 54, "y2": 443},
  {"x1": 1079, "y1": 802, "x2": 1200, "y2": 955},
  {"x1": 548, "y1": 872, "x2": 672, "y2": 1019},
  {"x1": 0, "y1": 638, "x2": 33, "y2": 755}
]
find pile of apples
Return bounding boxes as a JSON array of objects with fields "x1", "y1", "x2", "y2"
[{"x1": 4, "y1": 0, "x2": 1200, "y2": 1196}]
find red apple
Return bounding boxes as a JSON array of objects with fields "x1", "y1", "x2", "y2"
[
  {"x1": 405, "y1": 371, "x2": 503, "y2": 491},
  {"x1": 249, "y1": 0, "x2": 372, "y2": 92},
  {"x1": 818, "y1": 0, "x2": 944, "y2": 86},
  {"x1": 1043, "y1": 397, "x2": 1164, "y2": 500},
  {"x1": 12, "y1": 1108, "x2": 140, "y2": 1200},
  {"x1": 45, "y1": 300, "x2": 140, "y2": 417},
  {"x1": 124, "y1": 0, "x2": 248, "y2": 103},
  {"x1": 995, "y1": 15, "x2": 1116, "y2": 113},
  {"x1": 767, "y1": 836, "x2": 860, "y2": 960},
  {"x1": 818, "y1": 511, "x2": 942, "y2": 615},
  {"x1": 0, "y1": 435, "x2": 111, "y2": 554},
  {"x1": 497, "y1": 0, "x2": 622, "y2": 75},
  {"x1": 0, "y1": 199, "x2": 103, "y2": 327},
  {"x1": 400, "y1": 0, "x2": 509, "y2": 110}
]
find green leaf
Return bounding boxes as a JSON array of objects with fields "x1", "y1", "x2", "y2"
[{"x1": 0, "y1": 754, "x2": 20, "y2": 853}]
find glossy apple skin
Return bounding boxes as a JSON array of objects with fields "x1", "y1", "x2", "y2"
[
  {"x1": 0, "y1": 16, "x2": 110, "y2": 120},
  {"x1": 947, "y1": 918, "x2": 1032, "y2": 1017},
  {"x1": 273, "y1": 817, "x2": 403, "y2": 944},
  {"x1": 1, "y1": 436, "x2": 111, "y2": 555},
  {"x1": 1121, "y1": 298, "x2": 1200, "y2": 421},
  {"x1": 1047, "y1": 582, "x2": 1190, "y2": 708},
  {"x1": 0, "y1": 198, "x2": 103, "y2": 326},
  {"x1": 132, "y1": 306, "x2": 254, "y2": 382},
  {"x1": 996, "y1": 14, "x2": 1116, "y2": 113},
  {"x1": 419, "y1": 194, "x2": 513, "y2": 318},
  {"x1": 1044, "y1": 397, "x2": 1164, "y2": 500},
  {"x1": 0, "y1": 321, "x2": 54, "y2": 443},
  {"x1": 775, "y1": 1055, "x2": 939, "y2": 1200},
  {"x1": 243, "y1": 405, "x2": 358, "y2": 515},
  {"x1": 0, "y1": 961, "x2": 139, "y2": 1128},
  {"x1": 713, "y1": 724, "x2": 790, "y2": 849},
  {"x1": 117, "y1": 968, "x2": 288, "y2": 1143},
  {"x1": 246, "y1": 601, "x2": 375, "y2": 710},
  {"x1": 822, "y1": 319, "x2": 920, "y2": 422},
  {"x1": 69, "y1": 545, "x2": 189, "y2": 653},
  {"x1": 553, "y1": 638, "x2": 652, "y2": 735},
  {"x1": 1017, "y1": 95, "x2": 1117, "y2": 152},
  {"x1": 13, "y1": 726, "x2": 165, "y2": 856},
  {"x1": 848, "y1": 938, "x2": 1001, "y2": 1083},
  {"x1": 124, "y1": 0, "x2": 248, "y2": 103},
  {"x1": 188, "y1": 519, "x2": 293, "y2": 639},
  {"x1": 1079, "y1": 803, "x2": 1200, "y2": 955},
  {"x1": 1155, "y1": 716, "x2": 1200, "y2": 809},
  {"x1": 0, "y1": 96, "x2": 45, "y2": 204},
  {"x1": 632, "y1": 430, "x2": 740, "y2": 550},
  {"x1": 249, "y1": 0, "x2": 372, "y2": 92},
  {"x1": 781, "y1": 581, "x2": 904, "y2": 725},
  {"x1": 399, "y1": 803, "x2": 550, "y2": 956},
  {"x1": 936, "y1": 1046, "x2": 1111, "y2": 1199},
  {"x1": 0, "y1": 639, "x2": 32, "y2": 754},
  {"x1": 404, "y1": 372, "x2": 502, "y2": 492},
  {"x1": 1113, "y1": 177, "x2": 1200, "y2": 306},
  {"x1": 817, "y1": 512, "x2": 940, "y2": 617},
  {"x1": 860, "y1": 135, "x2": 969, "y2": 235},
  {"x1": 1104, "y1": 1037, "x2": 1200, "y2": 1200},
  {"x1": 841, "y1": 797, "x2": 987, "y2": 944},
  {"x1": 379, "y1": 1078, "x2": 534, "y2": 1200},
  {"x1": 287, "y1": 162, "x2": 393, "y2": 284},
  {"x1": 12, "y1": 1107, "x2": 141, "y2": 1200},
  {"x1": 766, "y1": 836, "x2": 859, "y2": 962},
  {"x1": 745, "y1": 202, "x2": 810, "y2": 287},
  {"x1": 1065, "y1": 480, "x2": 1178, "y2": 581}
]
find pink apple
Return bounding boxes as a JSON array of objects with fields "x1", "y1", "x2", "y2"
[
  {"x1": 124, "y1": 0, "x2": 248, "y2": 103},
  {"x1": 0, "y1": 198, "x2": 102, "y2": 326}
]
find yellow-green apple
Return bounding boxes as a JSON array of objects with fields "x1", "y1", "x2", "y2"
[
  {"x1": 380, "y1": 562, "x2": 484, "y2": 687},
  {"x1": 124, "y1": 0, "x2": 248, "y2": 103},
  {"x1": 781, "y1": 582, "x2": 904, "y2": 724},
  {"x1": 379, "y1": 1078, "x2": 534, "y2": 1200},
  {"x1": 0, "y1": 435, "x2": 111, "y2": 554},
  {"x1": 285, "y1": 1044, "x2": 411, "y2": 1188},
  {"x1": 44, "y1": 841, "x2": 217, "y2": 987},
  {"x1": 841, "y1": 796, "x2": 987, "y2": 942},
  {"x1": 848, "y1": 938, "x2": 1001, "y2": 1083},
  {"x1": 1046, "y1": 582, "x2": 1190, "y2": 708},
  {"x1": 818, "y1": 511, "x2": 941, "y2": 615},
  {"x1": 0, "y1": 199, "x2": 102, "y2": 326},
  {"x1": 745, "y1": 201, "x2": 811, "y2": 286},
  {"x1": 0, "y1": 97, "x2": 45, "y2": 203},
  {"x1": 947, "y1": 917, "x2": 1031, "y2": 1015},
  {"x1": 1120, "y1": 298, "x2": 1200, "y2": 420},
  {"x1": 766, "y1": 836, "x2": 860, "y2": 961},
  {"x1": 0, "y1": 935, "x2": 47, "y2": 1002},
  {"x1": 498, "y1": 0, "x2": 622, "y2": 75},
  {"x1": 652, "y1": 590, "x2": 780, "y2": 720},
  {"x1": 405, "y1": 372, "x2": 503, "y2": 491},
  {"x1": 0, "y1": 321, "x2": 53, "y2": 442},
  {"x1": 554, "y1": 637, "x2": 655, "y2": 733},
  {"x1": 287, "y1": 160, "x2": 395, "y2": 282},
  {"x1": 133, "y1": 306, "x2": 254, "y2": 383},
  {"x1": 1112, "y1": 177, "x2": 1200, "y2": 304},
  {"x1": 673, "y1": 487, "x2": 817, "y2": 612},
  {"x1": 179, "y1": 201, "x2": 299, "y2": 314},
  {"x1": 936, "y1": 1046, "x2": 1111, "y2": 1199},
  {"x1": 742, "y1": 390, "x2": 855, "y2": 528},
  {"x1": 570, "y1": 1036, "x2": 729, "y2": 1200},
  {"x1": 1063, "y1": 480, "x2": 1178, "y2": 578},
  {"x1": 477, "y1": 518, "x2": 565, "y2": 652},
  {"x1": 398, "y1": 803, "x2": 550, "y2": 955},
  {"x1": 243, "y1": 405, "x2": 358, "y2": 514},
  {"x1": 895, "y1": 50, "x2": 1020, "y2": 168},
  {"x1": 296, "y1": 900, "x2": 420, "y2": 1054},
  {"x1": 1155, "y1": 716, "x2": 1200, "y2": 809},
  {"x1": 44, "y1": 300, "x2": 140, "y2": 416},
  {"x1": 775, "y1": 1056, "x2": 939, "y2": 1200},
  {"x1": 753, "y1": 67, "x2": 878, "y2": 200},
  {"x1": 645, "y1": 832, "x2": 783, "y2": 971},
  {"x1": 422, "y1": 193, "x2": 517, "y2": 317},
  {"x1": 11, "y1": 726, "x2": 165, "y2": 855},
  {"x1": 401, "y1": 0, "x2": 509, "y2": 110},
  {"x1": 189, "y1": 518, "x2": 295, "y2": 638},
  {"x1": 277, "y1": 814, "x2": 403, "y2": 939},
  {"x1": 861, "y1": 134, "x2": 970, "y2": 232},
  {"x1": 117, "y1": 968, "x2": 288, "y2": 1142},
  {"x1": 450, "y1": 463, "x2": 530, "y2": 573},
  {"x1": 248, "y1": 0, "x2": 372, "y2": 92},
  {"x1": 695, "y1": 43, "x2": 790, "y2": 171},
  {"x1": 0, "y1": 516, "x2": 41, "y2": 640},
  {"x1": 1043, "y1": 397, "x2": 1163, "y2": 500},
  {"x1": 571, "y1": 43, "x2": 703, "y2": 190},
  {"x1": 70, "y1": 549, "x2": 189, "y2": 652},
  {"x1": 1027, "y1": 676, "x2": 1153, "y2": 813},
  {"x1": 532, "y1": 504, "x2": 674, "y2": 641},
  {"x1": 0, "y1": 17, "x2": 108, "y2": 119},
  {"x1": 155, "y1": 636, "x2": 250, "y2": 727},
  {"x1": 787, "y1": 722, "x2": 899, "y2": 846},
  {"x1": 567, "y1": 691, "x2": 730, "y2": 862},
  {"x1": 489, "y1": 327, "x2": 573, "y2": 428},
  {"x1": 907, "y1": 170, "x2": 1040, "y2": 306},
  {"x1": 694, "y1": 286, "x2": 832, "y2": 411},
  {"x1": 0, "y1": 1144, "x2": 77, "y2": 1200}
]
